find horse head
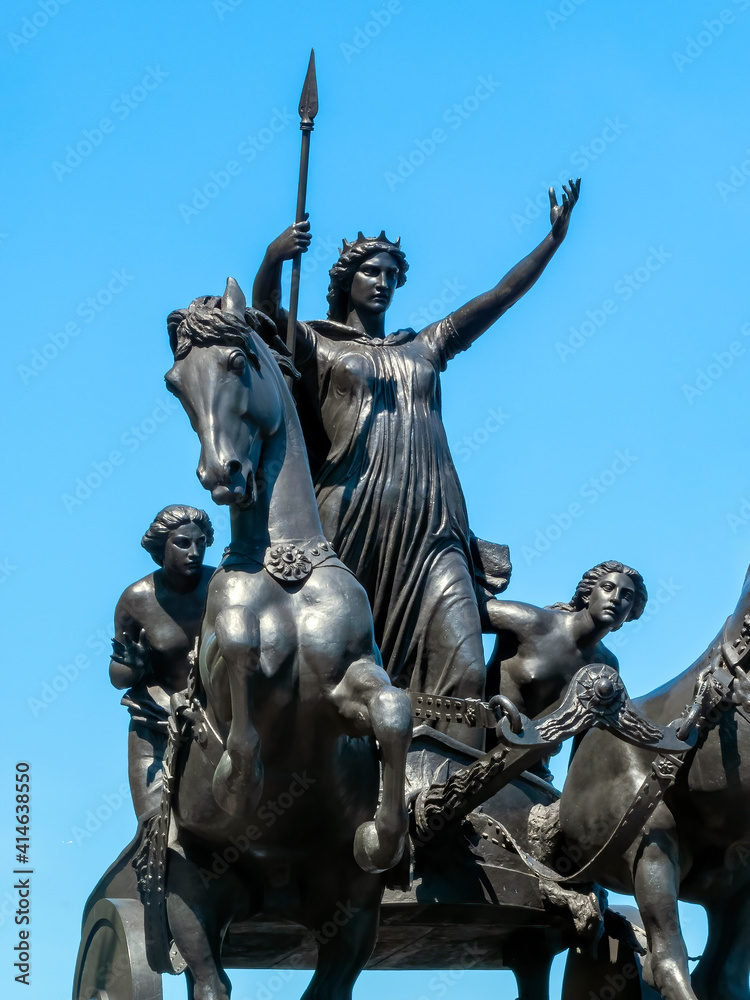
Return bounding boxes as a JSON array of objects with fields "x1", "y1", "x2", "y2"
[{"x1": 166, "y1": 279, "x2": 286, "y2": 508}]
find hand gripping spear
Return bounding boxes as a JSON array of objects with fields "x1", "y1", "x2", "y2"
[{"x1": 286, "y1": 50, "x2": 318, "y2": 370}]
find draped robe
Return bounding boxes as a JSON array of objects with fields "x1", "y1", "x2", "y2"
[{"x1": 295, "y1": 315, "x2": 489, "y2": 701}]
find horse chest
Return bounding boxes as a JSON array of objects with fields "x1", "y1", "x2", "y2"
[
  {"x1": 208, "y1": 563, "x2": 373, "y2": 699},
  {"x1": 255, "y1": 606, "x2": 297, "y2": 677}
]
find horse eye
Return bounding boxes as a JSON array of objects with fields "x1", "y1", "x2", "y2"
[{"x1": 228, "y1": 351, "x2": 246, "y2": 375}]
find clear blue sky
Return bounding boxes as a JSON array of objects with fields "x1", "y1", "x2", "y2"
[{"x1": 2, "y1": 0, "x2": 750, "y2": 996}]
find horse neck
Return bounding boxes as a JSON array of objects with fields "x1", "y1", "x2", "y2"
[
  {"x1": 640, "y1": 567, "x2": 750, "y2": 718},
  {"x1": 231, "y1": 363, "x2": 323, "y2": 549}
]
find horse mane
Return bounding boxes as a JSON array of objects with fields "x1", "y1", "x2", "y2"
[{"x1": 167, "y1": 296, "x2": 299, "y2": 378}]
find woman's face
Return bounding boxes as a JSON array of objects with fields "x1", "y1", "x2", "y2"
[
  {"x1": 348, "y1": 252, "x2": 399, "y2": 315},
  {"x1": 162, "y1": 521, "x2": 207, "y2": 581},
  {"x1": 585, "y1": 572, "x2": 636, "y2": 631}
]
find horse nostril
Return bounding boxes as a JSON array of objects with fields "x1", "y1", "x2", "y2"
[{"x1": 225, "y1": 459, "x2": 242, "y2": 478}]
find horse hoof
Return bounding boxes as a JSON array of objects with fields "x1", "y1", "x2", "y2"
[
  {"x1": 353, "y1": 821, "x2": 404, "y2": 874},
  {"x1": 212, "y1": 752, "x2": 263, "y2": 818}
]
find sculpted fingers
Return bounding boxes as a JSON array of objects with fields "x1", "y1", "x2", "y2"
[
  {"x1": 292, "y1": 217, "x2": 312, "y2": 252},
  {"x1": 111, "y1": 630, "x2": 150, "y2": 668},
  {"x1": 110, "y1": 637, "x2": 128, "y2": 663}
]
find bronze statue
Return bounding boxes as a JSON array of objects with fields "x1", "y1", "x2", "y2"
[
  {"x1": 109, "y1": 505, "x2": 215, "y2": 822},
  {"x1": 73, "y1": 56, "x2": 750, "y2": 1000},
  {"x1": 482, "y1": 560, "x2": 648, "y2": 721},
  {"x1": 158, "y1": 279, "x2": 413, "y2": 999},
  {"x1": 75, "y1": 273, "x2": 745, "y2": 1000},
  {"x1": 252, "y1": 180, "x2": 581, "y2": 736},
  {"x1": 560, "y1": 561, "x2": 750, "y2": 1000}
]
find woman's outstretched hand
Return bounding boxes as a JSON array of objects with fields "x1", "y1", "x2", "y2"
[
  {"x1": 267, "y1": 215, "x2": 312, "y2": 263},
  {"x1": 111, "y1": 628, "x2": 151, "y2": 675},
  {"x1": 549, "y1": 178, "x2": 581, "y2": 243}
]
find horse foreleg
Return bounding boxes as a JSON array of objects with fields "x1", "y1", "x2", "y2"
[
  {"x1": 332, "y1": 660, "x2": 411, "y2": 873},
  {"x1": 633, "y1": 810, "x2": 696, "y2": 1000},
  {"x1": 301, "y1": 886, "x2": 381, "y2": 1000},
  {"x1": 692, "y1": 890, "x2": 750, "y2": 1000},
  {"x1": 212, "y1": 606, "x2": 263, "y2": 818},
  {"x1": 691, "y1": 898, "x2": 729, "y2": 1000}
]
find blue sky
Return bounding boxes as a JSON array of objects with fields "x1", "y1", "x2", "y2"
[{"x1": 2, "y1": 0, "x2": 750, "y2": 996}]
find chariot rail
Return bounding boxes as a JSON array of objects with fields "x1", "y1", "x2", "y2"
[{"x1": 410, "y1": 663, "x2": 699, "y2": 842}]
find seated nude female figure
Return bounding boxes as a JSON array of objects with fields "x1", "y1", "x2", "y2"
[
  {"x1": 109, "y1": 505, "x2": 215, "y2": 822},
  {"x1": 480, "y1": 560, "x2": 647, "y2": 775}
]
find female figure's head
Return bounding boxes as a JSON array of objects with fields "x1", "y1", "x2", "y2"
[
  {"x1": 326, "y1": 232, "x2": 409, "y2": 323},
  {"x1": 141, "y1": 505, "x2": 214, "y2": 585},
  {"x1": 551, "y1": 560, "x2": 647, "y2": 631}
]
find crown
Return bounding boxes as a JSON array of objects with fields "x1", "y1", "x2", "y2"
[{"x1": 340, "y1": 231, "x2": 402, "y2": 255}]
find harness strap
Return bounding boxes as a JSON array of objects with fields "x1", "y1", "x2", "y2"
[
  {"x1": 186, "y1": 697, "x2": 226, "y2": 770},
  {"x1": 138, "y1": 678, "x2": 232, "y2": 972},
  {"x1": 221, "y1": 535, "x2": 357, "y2": 585},
  {"x1": 722, "y1": 612, "x2": 750, "y2": 672},
  {"x1": 141, "y1": 702, "x2": 190, "y2": 973},
  {"x1": 499, "y1": 661, "x2": 736, "y2": 886},
  {"x1": 478, "y1": 750, "x2": 684, "y2": 886},
  {"x1": 410, "y1": 691, "x2": 499, "y2": 730}
]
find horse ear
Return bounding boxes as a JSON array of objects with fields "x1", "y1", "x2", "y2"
[
  {"x1": 167, "y1": 309, "x2": 187, "y2": 356},
  {"x1": 221, "y1": 277, "x2": 247, "y2": 318}
]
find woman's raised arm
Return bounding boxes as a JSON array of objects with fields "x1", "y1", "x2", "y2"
[
  {"x1": 252, "y1": 218, "x2": 312, "y2": 324},
  {"x1": 439, "y1": 180, "x2": 580, "y2": 351}
]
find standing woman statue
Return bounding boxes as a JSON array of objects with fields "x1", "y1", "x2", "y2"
[
  {"x1": 109, "y1": 505, "x2": 215, "y2": 822},
  {"x1": 252, "y1": 181, "x2": 580, "y2": 726}
]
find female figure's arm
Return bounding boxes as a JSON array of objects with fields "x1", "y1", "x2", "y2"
[
  {"x1": 109, "y1": 591, "x2": 151, "y2": 690},
  {"x1": 478, "y1": 596, "x2": 543, "y2": 637},
  {"x1": 424, "y1": 181, "x2": 580, "y2": 355},
  {"x1": 252, "y1": 218, "x2": 312, "y2": 328}
]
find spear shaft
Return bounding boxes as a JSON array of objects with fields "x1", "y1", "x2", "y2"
[{"x1": 286, "y1": 50, "x2": 318, "y2": 369}]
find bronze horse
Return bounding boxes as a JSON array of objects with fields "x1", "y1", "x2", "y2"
[
  {"x1": 162, "y1": 280, "x2": 413, "y2": 1000},
  {"x1": 560, "y1": 563, "x2": 750, "y2": 999}
]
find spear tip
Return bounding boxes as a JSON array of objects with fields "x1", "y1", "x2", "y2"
[{"x1": 299, "y1": 48, "x2": 318, "y2": 126}]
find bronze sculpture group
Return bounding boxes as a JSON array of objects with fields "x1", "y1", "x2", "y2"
[
  {"x1": 71, "y1": 61, "x2": 750, "y2": 1000},
  {"x1": 251, "y1": 180, "x2": 578, "y2": 740}
]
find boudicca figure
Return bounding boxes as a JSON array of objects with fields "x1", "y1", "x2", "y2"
[{"x1": 252, "y1": 181, "x2": 581, "y2": 739}]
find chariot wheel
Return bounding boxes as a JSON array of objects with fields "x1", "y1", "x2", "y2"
[{"x1": 72, "y1": 898, "x2": 163, "y2": 1000}]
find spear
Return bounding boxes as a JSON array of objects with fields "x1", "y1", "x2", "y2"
[{"x1": 286, "y1": 49, "x2": 318, "y2": 369}]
